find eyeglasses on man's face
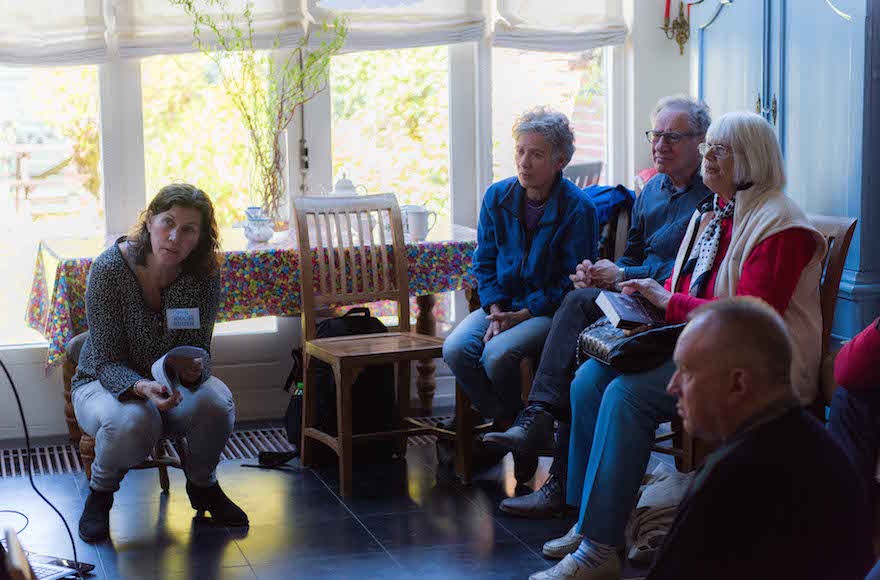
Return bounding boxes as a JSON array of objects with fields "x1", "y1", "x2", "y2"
[
  {"x1": 645, "y1": 130, "x2": 698, "y2": 145},
  {"x1": 698, "y1": 142, "x2": 733, "y2": 160}
]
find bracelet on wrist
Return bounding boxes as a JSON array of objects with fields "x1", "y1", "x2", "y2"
[{"x1": 617, "y1": 267, "x2": 626, "y2": 283}]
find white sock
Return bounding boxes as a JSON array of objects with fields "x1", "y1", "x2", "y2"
[{"x1": 571, "y1": 537, "x2": 615, "y2": 568}]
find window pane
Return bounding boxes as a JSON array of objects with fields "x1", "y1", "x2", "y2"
[
  {"x1": 0, "y1": 65, "x2": 103, "y2": 346},
  {"x1": 492, "y1": 48, "x2": 607, "y2": 184},
  {"x1": 330, "y1": 46, "x2": 451, "y2": 225},
  {"x1": 141, "y1": 53, "x2": 251, "y2": 229}
]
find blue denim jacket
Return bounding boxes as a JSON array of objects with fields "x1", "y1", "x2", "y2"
[
  {"x1": 473, "y1": 173, "x2": 599, "y2": 317},
  {"x1": 617, "y1": 171, "x2": 712, "y2": 283}
]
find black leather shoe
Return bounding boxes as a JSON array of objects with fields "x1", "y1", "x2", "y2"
[
  {"x1": 483, "y1": 404, "x2": 554, "y2": 452},
  {"x1": 78, "y1": 488, "x2": 113, "y2": 542},
  {"x1": 186, "y1": 481, "x2": 249, "y2": 527},
  {"x1": 499, "y1": 472, "x2": 565, "y2": 518}
]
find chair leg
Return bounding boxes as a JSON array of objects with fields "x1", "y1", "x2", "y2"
[
  {"x1": 300, "y1": 352, "x2": 316, "y2": 468},
  {"x1": 79, "y1": 434, "x2": 95, "y2": 483},
  {"x1": 334, "y1": 364, "x2": 355, "y2": 497},
  {"x1": 395, "y1": 361, "x2": 412, "y2": 456},
  {"x1": 455, "y1": 383, "x2": 473, "y2": 485},
  {"x1": 158, "y1": 464, "x2": 170, "y2": 492}
]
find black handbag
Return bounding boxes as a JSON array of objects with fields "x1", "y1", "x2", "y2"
[{"x1": 577, "y1": 317, "x2": 686, "y2": 373}]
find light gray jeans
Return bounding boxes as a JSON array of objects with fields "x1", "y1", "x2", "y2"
[{"x1": 72, "y1": 377, "x2": 235, "y2": 492}]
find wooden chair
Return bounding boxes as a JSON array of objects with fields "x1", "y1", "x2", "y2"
[
  {"x1": 293, "y1": 194, "x2": 478, "y2": 496},
  {"x1": 651, "y1": 214, "x2": 858, "y2": 471},
  {"x1": 63, "y1": 332, "x2": 186, "y2": 492},
  {"x1": 807, "y1": 214, "x2": 859, "y2": 414},
  {"x1": 564, "y1": 161, "x2": 604, "y2": 188}
]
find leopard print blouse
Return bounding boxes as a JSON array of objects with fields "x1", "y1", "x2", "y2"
[{"x1": 71, "y1": 238, "x2": 220, "y2": 397}]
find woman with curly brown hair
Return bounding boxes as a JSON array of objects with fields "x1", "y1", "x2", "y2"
[{"x1": 72, "y1": 183, "x2": 247, "y2": 543}]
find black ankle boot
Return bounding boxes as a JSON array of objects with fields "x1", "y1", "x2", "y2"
[
  {"x1": 79, "y1": 488, "x2": 113, "y2": 543},
  {"x1": 186, "y1": 481, "x2": 248, "y2": 527}
]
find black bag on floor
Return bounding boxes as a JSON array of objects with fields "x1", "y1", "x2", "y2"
[{"x1": 284, "y1": 307, "x2": 399, "y2": 464}]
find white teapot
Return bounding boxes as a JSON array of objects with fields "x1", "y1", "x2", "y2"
[{"x1": 328, "y1": 172, "x2": 368, "y2": 196}]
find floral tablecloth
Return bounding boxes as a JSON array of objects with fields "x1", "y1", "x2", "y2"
[{"x1": 27, "y1": 228, "x2": 477, "y2": 366}]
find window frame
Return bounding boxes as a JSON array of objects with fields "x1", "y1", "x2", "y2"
[{"x1": 1, "y1": 38, "x2": 621, "y2": 352}]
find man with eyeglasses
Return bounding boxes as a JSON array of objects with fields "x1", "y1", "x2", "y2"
[{"x1": 486, "y1": 95, "x2": 714, "y2": 522}]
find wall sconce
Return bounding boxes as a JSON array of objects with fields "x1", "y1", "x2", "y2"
[{"x1": 663, "y1": 0, "x2": 690, "y2": 55}]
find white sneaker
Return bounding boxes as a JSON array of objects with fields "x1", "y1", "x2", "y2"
[
  {"x1": 529, "y1": 553, "x2": 622, "y2": 580},
  {"x1": 542, "y1": 524, "x2": 584, "y2": 559}
]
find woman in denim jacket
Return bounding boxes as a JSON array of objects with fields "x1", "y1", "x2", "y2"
[{"x1": 443, "y1": 107, "x2": 598, "y2": 482}]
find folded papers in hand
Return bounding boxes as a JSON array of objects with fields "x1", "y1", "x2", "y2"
[{"x1": 151, "y1": 346, "x2": 208, "y2": 394}]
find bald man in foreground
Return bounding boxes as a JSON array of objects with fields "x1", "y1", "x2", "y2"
[{"x1": 646, "y1": 298, "x2": 873, "y2": 580}]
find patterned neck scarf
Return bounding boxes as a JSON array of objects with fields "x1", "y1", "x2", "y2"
[{"x1": 681, "y1": 194, "x2": 736, "y2": 297}]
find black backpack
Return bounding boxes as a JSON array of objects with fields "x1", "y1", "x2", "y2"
[{"x1": 284, "y1": 307, "x2": 399, "y2": 464}]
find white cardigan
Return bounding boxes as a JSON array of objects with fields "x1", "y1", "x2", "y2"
[{"x1": 669, "y1": 187, "x2": 827, "y2": 404}]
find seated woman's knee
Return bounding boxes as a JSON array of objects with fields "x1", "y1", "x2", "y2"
[
  {"x1": 570, "y1": 360, "x2": 610, "y2": 412},
  {"x1": 195, "y1": 377, "x2": 235, "y2": 419},
  {"x1": 442, "y1": 333, "x2": 478, "y2": 372},
  {"x1": 102, "y1": 402, "x2": 161, "y2": 452},
  {"x1": 480, "y1": 341, "x2": 520, "y2": 382}
]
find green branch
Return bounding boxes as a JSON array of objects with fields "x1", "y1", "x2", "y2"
[{"x1": 169, "y1": 0, "x2": 347, "y2": 221}]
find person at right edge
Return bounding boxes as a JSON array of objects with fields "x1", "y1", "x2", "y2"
[
  {"x1": 485, "y1": 95, "x2": 712, "y2": 518},
  {"x1": 646, "y1": 298, "x2": 872, "y2": 580}
]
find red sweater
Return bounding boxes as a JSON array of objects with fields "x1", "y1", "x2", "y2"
[
  {"x1": 833, "y1": 318, "x2": 880, "y2": 390},
  {"x1": 663, "y1": 203, "x2": 817, "y2": 323}
]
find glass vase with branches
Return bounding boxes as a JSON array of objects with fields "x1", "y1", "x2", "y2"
[{"x1": 171, "y1": 0, "x2": 347, "y2": 226}]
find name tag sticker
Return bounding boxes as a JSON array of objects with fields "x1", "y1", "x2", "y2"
[{"x1": 167, "y1": 308, "x2": 200, "y2": 330}]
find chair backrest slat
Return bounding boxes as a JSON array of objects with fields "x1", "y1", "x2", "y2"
[
  {"x1": 321, "y1": 212, "x2": 339, "y2": 296},
  {"x1": 343, "y1": 210, "x2": 358, "y2": 293},
  {"x1": 563, "y1": 160, "x2": 603, "y2": 188},
  {"x1": 312, "y1": 213, "x2": 329, "y2": 296},
  {"x1": 293, "y1": 194, "x2": 411, "y2": 338},
  {"x1": 376, "y1": 208, "x2": 392, "y2": 291},
  {"x1": 367, "y1": 210, "x2": 381, "y2": 292},
  {"x1": 356, "y1": 210, "x2": 371, "y2": 293}
]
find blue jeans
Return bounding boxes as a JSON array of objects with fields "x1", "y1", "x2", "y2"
[
  {"x1": 567, "y1": 358, "x2": 677, "y2": 546},
  {"x1": 73, "y1": 377, "x2": 235, "y2": 492},
  {"x1": 443, "y1": 308, "x2": 552, "y2": 419}
]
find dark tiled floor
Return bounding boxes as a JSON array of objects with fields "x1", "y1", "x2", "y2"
[{"x1": 1, "y1": 444, "x2": 656, "y2": 579}]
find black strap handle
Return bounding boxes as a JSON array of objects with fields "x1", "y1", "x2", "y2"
[{"x1": 343, "y1": 307, "x2": 372, "y2": 318}]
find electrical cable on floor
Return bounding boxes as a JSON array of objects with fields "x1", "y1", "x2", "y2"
[
  {"x1": 0, "y1": 510, "x2": 29, "y2": 535},
  {"x1": 0, "y1": 357, "x2": 85, "y2": 580}
]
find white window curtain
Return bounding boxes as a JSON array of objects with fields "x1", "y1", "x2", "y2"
[
  {"x1": 493, "y1": 0, "x2": 626, "y2": 53},
  {"x1": 112, "y1": 0, "x2": 309, "y2": 58},
  {"x1": 307, "y1": 0, "x2": 485, "y2": 52},
  {"x1": 0, "y1": 0, "x2": 107, "y2": 65},
  {"x1": 0, "y1": 0, "x2": 629, "y2": 66}
]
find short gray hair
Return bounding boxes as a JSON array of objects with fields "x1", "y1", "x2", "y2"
[
  {"x1": 512, "y1": 107, "x2": 576, "y2": 167},
  {"x1": 651, "y1": 95, "x2": 712, "y2": 135},
  {"x1": 704, "y1": 112, "x2": 786, "y2": 191}
]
